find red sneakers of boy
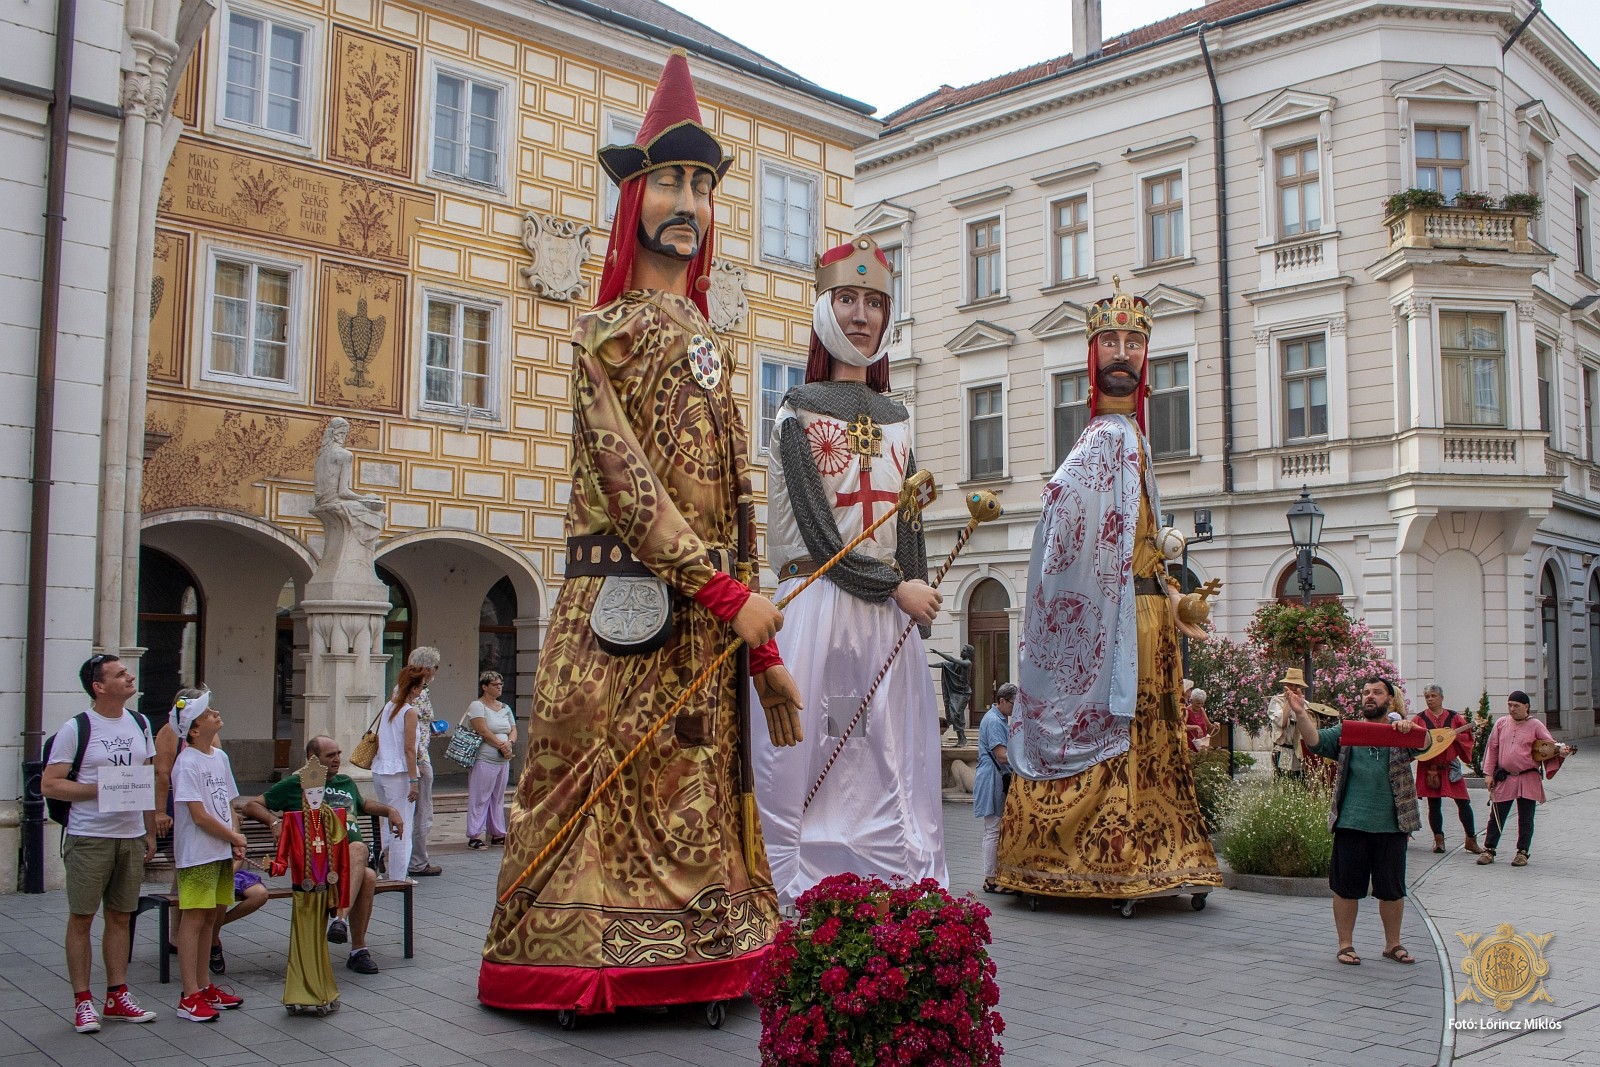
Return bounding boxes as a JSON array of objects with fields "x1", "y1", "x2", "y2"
[
  {"x1": 102, "y1": 988, "x2": 157, "y2": 1023},
  {"x1": 176, "y1": 992, "x2": 218, "y2": 1023},
  {"x1": 203, "y1": 984, "x2": 243, "y2": 1010},
  {"x1": 72, "y1": 998, "x2": 100, "y2": 1034}
]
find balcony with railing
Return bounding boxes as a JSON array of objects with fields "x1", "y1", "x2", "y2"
[{"x1": 1385, "y1": 206, "x2": 1540, "y2": 255}]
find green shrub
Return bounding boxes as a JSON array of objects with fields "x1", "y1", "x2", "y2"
[
  {"x1": 1500, "y1": 191, "x2": 1544, "y2": 217},
  {"x1": 1218, "y1": 777, "x2": 1334, "y2": 878},
  {"x1": 1384, "y1": 188, "x2": 1447, "y2": 215},
  {"x1": 1189, "y1": 749, "x2": 1237, "y2": 835}
]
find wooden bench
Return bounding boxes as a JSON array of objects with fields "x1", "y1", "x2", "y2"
[{"x1": 138, "y1": 812, "x2": 413, "y2": 983}]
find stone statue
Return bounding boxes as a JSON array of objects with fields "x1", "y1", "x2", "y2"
[
  {"x1": 309, "y1": 417, "x2": 386, "y2": 596},
  {"x1": 931, "y1": 644, "x2": 975, "y2": 748}
]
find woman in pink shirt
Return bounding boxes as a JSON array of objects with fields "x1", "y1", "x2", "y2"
[{"x1": 1477, "y1": 690, "x2": 1572, "y2": 867}]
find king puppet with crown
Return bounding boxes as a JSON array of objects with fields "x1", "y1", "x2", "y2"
[
  {"x1": 994, "y1": 277, "x2": 1223, "y2": 903},
  {"x1": 479, "y1": 50, "x2": 803, "y2": 1018}
]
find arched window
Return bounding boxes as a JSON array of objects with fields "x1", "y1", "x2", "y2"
[
  {"x1": 967, "y1": 578, "x2": 1011, "y2": 716},
  {"x1": 1589, "y1": 573, "x2": 1600, "y2": 728},
  {"x1": 1541, "y1": 564, "x2": 1563, "y2": 729},
  {"x1": 1275, "y1": 557, "x2": 1343, "y2": 604},
  {"x1": 479, "y1": 577, "x2": 518, "y2": 712},
  {"x1": 137, "y1": 546, "x2": 203, "y2": 721},
  {"x1": 377, "y1": 565, "x2": 413, "y2": 700}
]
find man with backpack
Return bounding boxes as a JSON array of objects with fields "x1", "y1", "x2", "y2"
[{"x1": 42, "y1": 654, "x2": 161, "y2": 1033}]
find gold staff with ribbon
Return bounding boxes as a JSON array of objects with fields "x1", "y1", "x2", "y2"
[
  {"x1": 497, "y1": 469, "x2": 938, "y2": 907},
  {"x1": 803, "y1": 489, "x2": 1003, "y2": 812}
]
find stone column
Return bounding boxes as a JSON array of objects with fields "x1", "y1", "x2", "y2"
[{"x1": 298, "y1": 600, "x2": 389, "y2": 779}]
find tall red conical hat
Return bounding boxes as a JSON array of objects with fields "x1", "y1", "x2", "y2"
[
  {"x1": 598, "y1": 50, "x2": 732, "y2": 186},
  {"x1": 593, "y1": 51, "x2": 724, "y2": 315}
]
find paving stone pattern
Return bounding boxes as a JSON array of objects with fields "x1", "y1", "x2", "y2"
[{"x1": 13, "y1": 758, "x2": 1597, "y2": 1067}]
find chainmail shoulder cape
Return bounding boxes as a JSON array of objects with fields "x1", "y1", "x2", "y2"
[{"x1": 774, "y1": 381, "x2": 929, "y2": 626}]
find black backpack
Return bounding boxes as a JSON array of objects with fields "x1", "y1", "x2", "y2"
[{"x1": 42, "y1": 711, "x2": 151, "y2": 826}]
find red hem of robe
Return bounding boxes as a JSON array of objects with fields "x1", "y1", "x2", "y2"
[{"x1": 477, "y1": 949, "x2": 769, "y2": 1014}]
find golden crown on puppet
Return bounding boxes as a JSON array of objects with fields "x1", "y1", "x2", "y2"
[{"x1": 1085, "y1": 274, "x2": 1153, "y2": 340}]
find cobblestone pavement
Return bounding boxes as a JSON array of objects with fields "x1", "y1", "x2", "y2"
[
  {"x1": 1404, "y1": 754, "x2": 1599, "y2": 1066},
  {"x1": 0, "y1": 786, "x2": 1466, "y2": 1067}
]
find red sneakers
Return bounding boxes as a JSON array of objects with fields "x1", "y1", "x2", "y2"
[
  {"x1": 203, "y1": 984, "x2": 243, "y2": 1010},
  {"x1": 176, "y1": 992, "x2": 218, "y2": 1023},
  {"x1": 72, "y1": 998, "x2": 100, "y2": 1034},
  {"x1": 102, "y1": 988, "x2": 157, "y2": 1023}
]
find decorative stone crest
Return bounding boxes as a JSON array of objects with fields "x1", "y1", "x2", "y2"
[
  {"x1": 520, "y1": 213, "x2": 591, "y2": 301},
  {"x1": 706, "y1": 257, "x2": 748, "y2": 333}
]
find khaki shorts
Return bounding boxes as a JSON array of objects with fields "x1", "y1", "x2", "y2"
[
  {"x1": 63, "y1": 835, "x2": 145, "y2": 915},
  {"x1": 176, "y1": 859, "x2": 235, "y2": 910}
]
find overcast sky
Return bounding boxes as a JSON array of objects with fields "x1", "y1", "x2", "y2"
[{"x1": 664, "y1": 0, "x2": 1600, "y2": 116}]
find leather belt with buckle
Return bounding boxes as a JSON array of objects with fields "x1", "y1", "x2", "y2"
[
  {"x1": 566, "y1": 535, "x2": 735, "y2": 578},
  {"x1": 775, "y1": 558, "x2": 819, "y2": 581},
  {"x1": 1133, "y1": 576, "x2": 1168, "y2": 597}
]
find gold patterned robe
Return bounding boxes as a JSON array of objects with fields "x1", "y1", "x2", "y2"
[
  {"x1": 479, "y1": 291, "x2": 778, "y2": 1012},
  {"x1": 995, "y1": 449, "x2": 1222, "y2": 899}
]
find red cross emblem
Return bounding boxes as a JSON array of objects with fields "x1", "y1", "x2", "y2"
[{"x1": 836, "y1": 469, "x2": 900, "y2": 528}]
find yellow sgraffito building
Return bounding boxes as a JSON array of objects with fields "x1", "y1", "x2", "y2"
[{"x1": 139, "y1": 0, "x2": 877, "y2": 776}]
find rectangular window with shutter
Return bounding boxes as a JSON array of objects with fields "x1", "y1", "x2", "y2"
[
  {"x1": 1147, "y1": 355, "x2": 1190, "y2": 457},
  {"x1": 433, "y1": 72, "x2": 502, "y2": 186},
  {"x1": 968, "y1": 384, "x2": 1005, "y2": 478},
  {"x1": 1281, "y1": 336, "x2": 1329, "y2": 442},
  {"x1": 1440, "y1": 311, "x2": 1505, "y2": 427},
  {"x1": 221, "y1": 9, "x2": 307, "y2": 138},
  {"x1": 967, "y1": 218, "x2": 1003, "y2": 301},
  {"x1": 422, "y1": 295, "x2": 496, "y2": 414},
  {"x1": 1053, "y1": 372, "x2": 1091, "y2": 467},
  {"x1": 208, "y1": 256, "x2": 294, "y2": 385}
]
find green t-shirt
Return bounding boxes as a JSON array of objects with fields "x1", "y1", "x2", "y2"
[
  {"x1": 262, "y1": 772, "x2": 368, "y2": 843},
  {"x1": 1310, "y1": 724, "x2": 1400, "y2": 833}
]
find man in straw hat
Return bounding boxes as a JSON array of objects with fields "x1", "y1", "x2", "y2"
[
  {"x1": 479, "y1": 50, "x2": 801, "y2": 1015},
  {"x1": 751, "y1": 234, "x2": 945, "y2": 905},
  {"x1": 994, "y1": 277, "x2": 1221, "y2": 902},
  {"x1": 1270, "y1": 668, "x2": 1312, "y2": 776}
]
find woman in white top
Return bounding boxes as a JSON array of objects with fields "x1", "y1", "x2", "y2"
[
  {"x1": 465, "y1": 671, "x2": 517, "y2": 849},
  {"x1": 370, "y1": 665, "x2": 427, "y2": 881}
]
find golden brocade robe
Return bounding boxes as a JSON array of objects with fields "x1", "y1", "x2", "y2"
[
  {"x1": 480, "y1": 291, "x2": 778, "y2": 1012},
  {"x1": 995, "y1": 450, "x2": 1222, "y2": 899}
]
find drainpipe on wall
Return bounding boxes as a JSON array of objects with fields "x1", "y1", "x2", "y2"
[
  {"x1": 21, "y1": 0, "x2": 79, "y2": 895},
  {"x1": 1198, "y1": 25, "x2": 1236, "y2": 495}
]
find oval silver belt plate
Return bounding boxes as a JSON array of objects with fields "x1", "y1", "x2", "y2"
[{"x1": 590, "y1": 575, "x2": 673, "y2": 655}]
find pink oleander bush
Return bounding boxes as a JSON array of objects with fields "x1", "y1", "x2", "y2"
[
  {"x1": 752, "y1": 873, "x2": 1004, "y2": 1067},
  {"x1": 1189, "y1": 605, "x2": 1403, "y2": 729}
]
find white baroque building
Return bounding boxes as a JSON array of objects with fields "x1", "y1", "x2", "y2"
[{"x1": 853, "y1": 0, "x2": 1600, "y2": 737}]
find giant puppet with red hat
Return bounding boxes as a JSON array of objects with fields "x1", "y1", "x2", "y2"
[
  {"x1": 478, "y1": 50, "x2": 803, "y2": 1020},
  {"x1": 993, "y1": 276, "x2": 1223, "y2": 910},
  {"x1": 750, "y1": 234, "x2": 948, "y2": 906}
]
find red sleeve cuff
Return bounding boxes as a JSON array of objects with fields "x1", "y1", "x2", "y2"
[
  {"x1": 693, "y1": 571, "x2": 750, "y2": 623},
  {"x1": 750, "y1": 641, "x2": 783, "y2": 674}
]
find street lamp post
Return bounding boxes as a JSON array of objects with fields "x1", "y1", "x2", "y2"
[{"x1": 1285, "y1": 485, "x2": 1326, "y2": 694}]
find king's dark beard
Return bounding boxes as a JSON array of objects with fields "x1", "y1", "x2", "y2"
[
  {"x1": 1361, "y1": 702, "x2": 1388, "y2": 720},
  {"x1": 637, "y1": 216, "x2": 700, "y2": 261},
  {"x1": 1096, "y1": 362, "x2": 1140, "y2": 397}
]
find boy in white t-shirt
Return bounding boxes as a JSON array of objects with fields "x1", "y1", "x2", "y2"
[{"x1": 170, "y1": 693, "x2": 246, "y2": 1022}]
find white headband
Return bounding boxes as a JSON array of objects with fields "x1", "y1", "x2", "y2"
[{"x1": 812, "y1": 293, "x2": 891, "y2": 369}]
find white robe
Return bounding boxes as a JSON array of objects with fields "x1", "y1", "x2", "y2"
[{"x1": 753, "y1": 403, "x2": 947, "y2": 905}]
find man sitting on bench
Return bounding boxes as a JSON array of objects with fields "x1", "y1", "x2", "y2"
[{"x1": 241, "y1": 736, "x2": 404, "y2": 975}]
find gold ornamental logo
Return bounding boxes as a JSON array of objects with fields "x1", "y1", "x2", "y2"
[{"x1": 1455, "y1": 925, "x2": 1554, "y2": 1012}]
